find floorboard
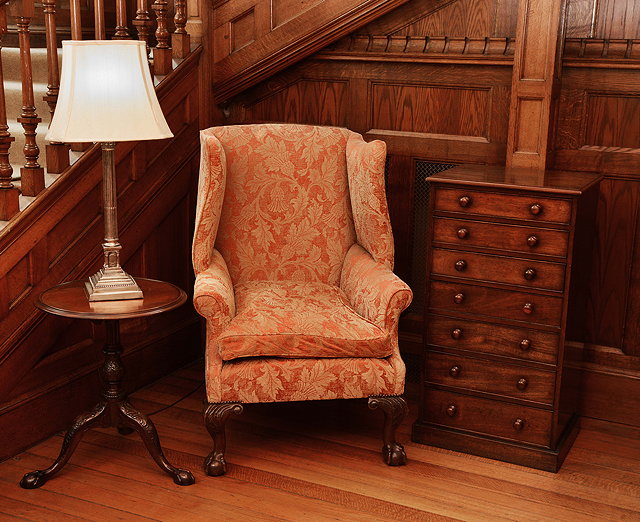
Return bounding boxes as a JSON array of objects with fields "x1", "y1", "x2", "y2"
[{"x1": 1, "y1": 360, "x2": 639, "y2": 521}]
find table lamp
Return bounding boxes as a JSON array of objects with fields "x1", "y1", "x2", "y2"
[{"x1": 46, "y1": 40, "x2": 173, "y2": 301}]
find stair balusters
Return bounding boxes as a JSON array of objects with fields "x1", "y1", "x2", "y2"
[
  {"x1": 134, "y1": 0, "x2": 152, "y2": 57},
  {"x1": 94, "y1": 0, "x2": 106, "y2": 39},
  {"x1": 70, "y1": 0, "x2": 82, "y2": 40},
  {"x1": 172, "y1": 0, "x2": 190, "y2": 59},
  {"x1": 114, "y1": 0, "x2": 131, "y2": 39},
  {"x1": 16, "y1": 0, "x2": 44, "y2": 196},
  {"x1": 0, "y1": 1, "x2": 18, "y2": 220},
  {"x1": 152, "y1": 0, "x2": 172, "y2": 75},
  {"x1": 0, "y1": 0, "x2": 194, "y2": 224},
  {"x1": 43, "y1": 0, "x2": 70, "y2": 174}
]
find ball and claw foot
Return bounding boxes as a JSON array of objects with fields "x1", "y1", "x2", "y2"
[
  {"x1": 204, "y1": 452, "x2": 227, "y2": 476},
  {"x1": 172, "y1": 469, "x2": 195, "y2": 485},
  {"x1": 19, "y1": 471, "x2": 48, "y2": 489},
  {"x1": 383, "y1": 442, "x2": 407, "y2": 466}
]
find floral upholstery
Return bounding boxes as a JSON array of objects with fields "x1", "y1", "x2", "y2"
[
  {"x1": 193, "y1": 123, "x2": 412, "y2": 404},
  {"x1": 217, "y1": 281, "x2": 390, "y2": 361}
]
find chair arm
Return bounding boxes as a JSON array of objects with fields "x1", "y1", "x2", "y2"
[
  {"x1": 193, "y1": 249, "x2": 236, "y2": 326},
  {"x1": 340, "y1": 244, "x2": 412, "y2": 332}
]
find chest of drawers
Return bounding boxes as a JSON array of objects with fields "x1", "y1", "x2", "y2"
[{"x1": 411, "y1": 165, "x2": 601, "y2": 472}]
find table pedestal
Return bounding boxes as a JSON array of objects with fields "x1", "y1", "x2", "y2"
[{"x1": 20, "y1": 319, "x2": 195, "y2": 488}]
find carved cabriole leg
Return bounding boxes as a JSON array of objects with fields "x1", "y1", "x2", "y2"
[
  {"x1": 368, "y1": 395, "x2": 408, "y2": 466},
  {"x1": 20, "y1": 402, "x2": 109, "y2": 488},
  {"x1": 119, "y1": 401, "x2": 195, "y2": 485},
  {"x1": 204, "y1": 402, "x2": 243, "y2": 476}
]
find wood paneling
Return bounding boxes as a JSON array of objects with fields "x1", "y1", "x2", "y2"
[
  {"x1": 246, "y1": 79, "x2": 350, "y2": 125},
  {"x1": 566, "y1": 0, "x2": 640, "y2": 39},
  {"x1": 371, "y1": 84, "x2": 490, "y2": 138},
  {"x1": 357, "y1": 0, "x2": 517, "y2": 38},
  {"x1": 0, "y1": 49, "x2": 204, "y2": 460},
  {"x1": 584, "y1": 93, "x2": 640, "y2": 148},
  {"x1": 212, "y1": 0, "x2": 412, "y2": 101}
]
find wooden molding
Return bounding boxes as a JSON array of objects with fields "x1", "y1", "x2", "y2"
[
  {"x1": 212, "y1": 0, "x2": 412, "y2": 102},
  {"x1": 317, "y1": 35, "x2": 515, "y2": 65}
]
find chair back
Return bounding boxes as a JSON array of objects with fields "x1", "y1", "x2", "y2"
[{"x1": 209, "y1": 124, "x2": 358, "y2": 285}]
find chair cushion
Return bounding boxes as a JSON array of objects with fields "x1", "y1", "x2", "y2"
[{"x1": 217, "y1": 280, "x2": 391, "y2": 361}]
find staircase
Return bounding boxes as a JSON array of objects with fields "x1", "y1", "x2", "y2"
[{"x1": 0, "y1": 46, "x2": 82, "y2": 231}]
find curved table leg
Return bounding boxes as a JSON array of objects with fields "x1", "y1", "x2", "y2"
[
  {"x1": 119, "y1": 401, "x2": 195, "y2": 485},
  {"x1": 20, "y1": 401, "x2": 109, "y2": 489}
]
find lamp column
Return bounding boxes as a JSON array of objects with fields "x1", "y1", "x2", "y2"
[{"x1": 85, "y1": 143, "x2": 143, "y2": 301}]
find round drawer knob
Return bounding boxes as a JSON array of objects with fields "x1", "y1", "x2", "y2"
[
  {"x1": 524, "y1": 268, "x2": 537, "y2": 281},
  {"x1": 455, "y1": 260, "x2": 467, "y2": 272},
  {"x1": 446, "y1": 404, "x2": 457, "y2": 417},
  {"x1": 449, "y1": 365, "x2": 461, "y2": 378},
  {"x1": 457, "y1": 227, "x2": 469, "y2": 239},
  {"x1": 527, "y1": 235, "x2": 538, "y2": 247},
  {"x1": 523, "y1": 303, "x2": 534, "y2": 314},
  {"x1": 513, "y1": 418, "x2": 525, "y2": 431},
  {"x1": 451, "y1": 328, "x2": 463, "y2": 340},
  {"x1": 458, "y1": 196, "x2": 471, "y2": 208},
  {"x1": 453, "y1": 293, "x2": 465, "y2": 304},
  {"x1": 519, "y1": 339, "x2": 532, "y2": 351},
  {"x1": 529, "y1": 203, "x2": 543, "y2": 216},
  {"x1": 517, "y1": 378, "x2": 529, "y2": 390}
]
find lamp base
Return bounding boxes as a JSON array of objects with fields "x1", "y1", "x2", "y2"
[{"x1": 85, "y1": 266, "x2": 143, "y2": 301}]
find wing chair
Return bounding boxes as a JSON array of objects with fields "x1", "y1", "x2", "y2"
[{"x1": 192, "y1": 123, "x2": 413, "y2": 476}]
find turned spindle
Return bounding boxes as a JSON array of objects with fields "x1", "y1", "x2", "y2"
[
  {"x1": 16, "y1": 0, "x2": 45, "y2": 196},
  {"x1": 0, "y1": 3, "x2": 18, "y2": 220},
  {"x1": 113, "y1": 0, "x2": 131, "y2": 39},
  {"x1": 133, "y1": 0, "x2": 153, "y2": 58},
  {"x1": 172, "y1": 0, "x2": 190, "y2": 58},
  {"x1": 43, "y1": 0, "x2": 70, "y2": 174},
  {"x1": 94, "y1": 0, "x2": 106, "y2": 39},
  {"x1": 152, "y1": 0, "x2": 172, "y2": 75}
]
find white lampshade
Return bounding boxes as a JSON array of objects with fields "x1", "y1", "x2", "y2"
[{"x1": 46, "y1": 40, "x2": 173, "y2": 143}]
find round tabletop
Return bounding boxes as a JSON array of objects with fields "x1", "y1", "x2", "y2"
[{"x1": 36, "y1": 278, "x2": 188, "y2": 320}]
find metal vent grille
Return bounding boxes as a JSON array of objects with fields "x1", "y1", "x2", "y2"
[
  {"x1": 408, "y1": 161, "x2": 456, "y2": 314},
  {"x1": 403, "y1": 351, "x2": 422, "y2": 385}
]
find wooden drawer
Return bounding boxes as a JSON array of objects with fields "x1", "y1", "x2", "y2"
[
  {"x1": 434, "y1": 188, "x2": 572, "y2": 224},
  {"x1": 432, "y1": 248, "x2": 566, "y2": 291},
  {"x1": 432, "y1": 217, "x2": 570, "y2": 257},
  {"x1": 427, "y1": 315, "x2": 559, "y2": 364},
  {"x1": 423, "y1": 388, "x2": 552, "y2": 446},
  {"x1": 429, "y1": 280, "x2": 564, "y2": 326},
  {"x1": 425, "y1": 351, "x2": 555, "y2": 405}
]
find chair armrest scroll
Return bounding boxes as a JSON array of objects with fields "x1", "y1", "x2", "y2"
[
  {"x1": 340, "y1": 244, "x2": 412, "y2": 332},
  {"x1": 193, "y1": 249, "x2": 236, "y2": 325}
]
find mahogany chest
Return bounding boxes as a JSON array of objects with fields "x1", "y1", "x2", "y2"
[{"x1": 411, "y1": 165, "x2": 602, "y2": 471}]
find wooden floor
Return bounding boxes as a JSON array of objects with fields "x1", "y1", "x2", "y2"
[{"x1": 1, "y1": 361, "x2": 639, "y2": 521}]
